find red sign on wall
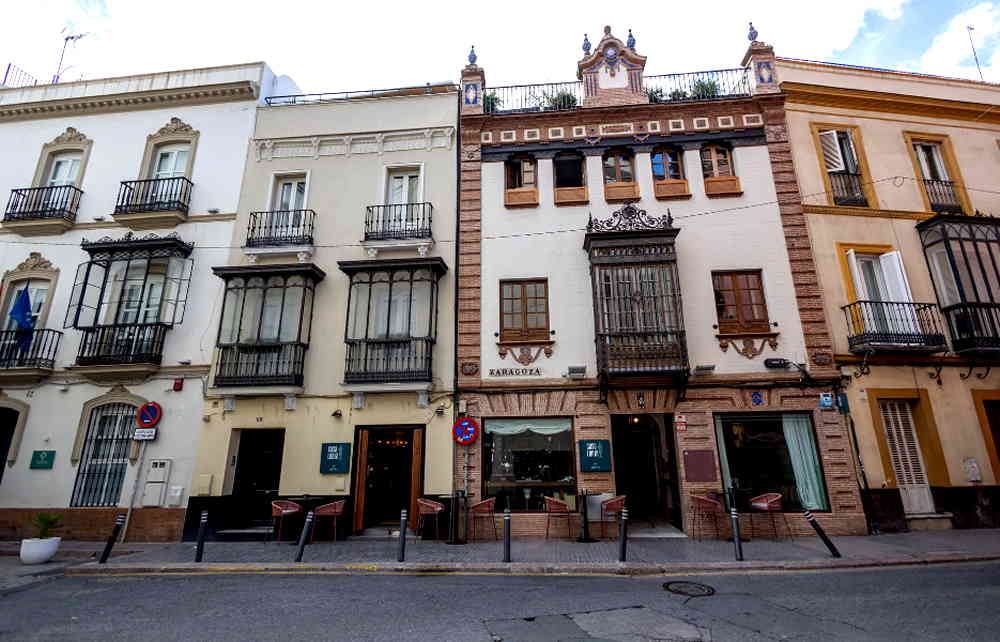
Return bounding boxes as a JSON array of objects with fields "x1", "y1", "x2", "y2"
[{"x1": 453, "y1": 417, "x2": 479, "y2": 446}]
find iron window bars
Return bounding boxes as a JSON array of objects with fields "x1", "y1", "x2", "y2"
[
  {"x1": 246, "y1": 210, "x2": 316, "y2": 248},
  {"x1": 71, "y1": 402, "x2": 136, "y2": 507},
  {"x1": 4, "y1": 185, "x2": 83, "y2": 222},
  {"x1": 115, "y1": 177, "x2": 193, "y2": 215}
]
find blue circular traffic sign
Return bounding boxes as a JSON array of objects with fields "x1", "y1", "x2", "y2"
[{"x1": 136, "y1": 402, "x2": 163, "y2": 428}]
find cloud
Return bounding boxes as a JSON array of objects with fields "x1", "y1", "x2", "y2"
[{"x1": 916, "y1": 2, "x2": 1000, "y2": 80}]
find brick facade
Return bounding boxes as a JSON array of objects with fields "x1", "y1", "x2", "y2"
[{"x1": 0, "y1": 507, "x2": 185, "y2": 542}]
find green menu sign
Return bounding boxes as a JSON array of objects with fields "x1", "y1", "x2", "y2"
[
  {"x1": 578, "y1": 439, "x2": 611, "y2": 472},
  {"x1": 29, "y1": 450, "x2": 55, "y2": 469},
  {"x1": 320, "y1": 443, "x2": 351, "y2": 474}
]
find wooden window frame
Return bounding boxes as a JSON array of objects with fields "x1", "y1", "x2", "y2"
[
  {"x1": 499, "y1": 278, "x2": 550, "y2": 343},
  {"x1": 504, "y1": 156, "x2": 539, "y2": 208},
  {"x1": 652, "y1": 145, "x2": 690, "y2": 200},
  {"x1": 808, "y1": 122, "x2": 878, "y2": 208},
  {"x1": 553, "y1": 152, "x2": 588, "y2": 205},
  {"x1": 712, "y1": 269, "x2": 771, "y2": 334},
  {"x1": 902, "y1": 131, "x2": 972, "y2": 215},
  {"x1": 602, "y1": 149, "x2": 635, "y2": 184},
  {"x1": 700, "y1": 145, "x2": 734, "y2": 179}
]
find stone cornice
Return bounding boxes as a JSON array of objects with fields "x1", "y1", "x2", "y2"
[{"x1": 0, "y1": 81, "x2": 259, "y2": 122}]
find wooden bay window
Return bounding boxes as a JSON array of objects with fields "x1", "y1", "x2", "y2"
[
  {"x1": 504, "y1": 156, "x2": 538, "y2": 207},
  {"x1": 701, "y1": 145, "x2": 742, "y2": 197},
  {"x1": 602, "y1": 148, "x2": 639, "y2": 202}
]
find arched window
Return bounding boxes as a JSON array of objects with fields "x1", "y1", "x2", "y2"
[
  {"x1": 72, "y1": 402, "x2": 138, "y2": 507},
  {"x1": 504, "y1": 155, "x2": 538, "y2": 207},
  {"x1": 602, "y1": 148, "x2": 634, "y2": 184}
]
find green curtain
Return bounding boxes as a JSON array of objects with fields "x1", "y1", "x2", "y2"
[{"x1": 781, "y1": 414, "x2": 828, "y2": 510}]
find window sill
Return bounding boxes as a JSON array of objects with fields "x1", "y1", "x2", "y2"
[
  {"x1": 603, "y1": 182, "x2": 640, "y2": 202},
  {"x1": 654, "y1": 179, "x2": 691, "y2": 200},
  {"x1": 504, "y1": 187, "x2": 539, "y2": 208},
  {"x1": 554, "y1": 186, "x2": 588, "y2": 206},
  {"x1": 704, "y1": 176, "x2": 742, "y2": 198}
]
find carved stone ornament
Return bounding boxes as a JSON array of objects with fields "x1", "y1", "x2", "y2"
[
  {"x1": 14, "y1": 252, "x2": 56, "y2": 274},
  {"x1": 588, "y1": 202, "x2": 673, "y2": 233},
  {"x1": 155, "y1": 117, "x2": 198, "y2": 137},
  {"x1": 718, "y1": 333, "x2": 779, "y2": 359},
  {"x1": 52, "y1": 126, "x2": 89, "y2": 145},
  {"x1": 498, "y1": 343, "x2": 554, "y2": 366},
  {"x1": 460, "y1": 362, "x2": 479, "y2": 376}
]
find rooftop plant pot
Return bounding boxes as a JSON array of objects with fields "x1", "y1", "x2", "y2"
[{"x1": 19, "y1": 537, "x2": 61, "y2": 565}]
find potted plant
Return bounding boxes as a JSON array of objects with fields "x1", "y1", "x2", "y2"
[
  {"x1": 483, "y1": 92, "x2": 502, "y2": 113},
  {"x1": 646, "y1": 87, "x2": 665, "y2": 104},
  {"x1": 668, "y1": 89, "x2": 689, "y2": 101},
  {"x1": 691, "y1": 79, "x2": 720, "y2": 99},
  {"x1": 542, "y1": 89, "x2": 578, "y2": 110},
  {"x1": 19, "y1": 512, "x2": 63, "y2": 565}
]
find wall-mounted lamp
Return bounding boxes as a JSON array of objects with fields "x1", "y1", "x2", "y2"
[
  {"x1": 178, "y1": 359, "x2": 192, "y2": 365},
  {"x1": 331, "y1": 409, "x2": 343, "y2": 418},
  {"x1": 693, "y1": 364, "x2": 716, "y2": 375},
  {"x1": 435, "y1": 405, "x2": 446, "y2": 416}
]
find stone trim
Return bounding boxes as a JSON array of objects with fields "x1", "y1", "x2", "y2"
[
  {"x1": 0, "y1": 392, "x2": 30, "y2": 465},
  {"x1": 31, "y1": 126, "x2": 94, "y2": 189},
  {"x1": 254, "y1": 128, "x2": 455, "y2": 162},
  {"x1": 1, "y1": 252, "x2": 60, "y2": 329},
  {"x1": 72, "y1": 385, "x2": 148, "y2": 464},
  {"x1": 138, "y1": 117, "x2": 200, "y2": 180}
]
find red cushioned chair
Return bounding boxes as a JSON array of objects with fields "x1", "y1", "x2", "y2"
[
  {"x1": 689, "y1": 494, "x2": 724, "y2": 540},
  {"x1": 544, "y1": 496, "x2": 572, "y2": 539},
  {"x1": 310, "y1": 500, "x2": 346, "y2": 543},
  {"x1": 270, "y1": 500, "x2": 302, "y2": 542},
  {"x1": 417, "y1": 498, "x2": 445, "y2": 540},
  {"x1": 469, "y1": 497, "x2": 498, "y2": 540},
  {"x1": 749, "y1": 492, "x2": 791, "y2": 539},
  {"x1": 599, "y1": 495, "x2": 627, "y2": 539}
]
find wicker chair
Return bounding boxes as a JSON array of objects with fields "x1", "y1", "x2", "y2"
[
  {"x1": 749, "y1": 492, "x2": 791, "y2": 539},
  {"x1": 310, "y1": 500, "x2": 346, "y2": 543},
  {"x1": 417, "y1": 498, "x2": 445, "y2": 540},
  {"x1": 270, "y1": 500, "x2": 302, "y2": 542},
  {"x1": 689, "y1": 494, "x2": 724, "y2": 540},
  {"x1": 599, "y1": 495, "x2": 627, "y2": 539},
  {"x1": 469, "y1": 497, "x2": 498, "y2": 540},
  {"x1": 544, "y1": 496, "x2": 572, "y2": 539}
]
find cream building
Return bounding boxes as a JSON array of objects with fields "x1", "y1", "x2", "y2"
[
  {"x1": 776, "y1": 57, "x2": 1000, "y2": 530},
  {"x1": 191, "y1": 85, "x2": 458, "y2": 538}
]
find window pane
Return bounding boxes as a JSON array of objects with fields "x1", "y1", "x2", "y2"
[
  {"x1": 554, "y1": 156, "x2": 584, "y2": 188},
  {"x1": 700, "y1": 148, "x2": 715, "y2": 178},
  {"x1": 716, "y1": 149, "x2": 732, "y2": 177},
  {"x1": 619, "y1": 155, "x2": 633, "y2": 182},
  {"x1": 369, "y1": 279, "x2": 390, "y2": 338},
  {"x1": 410, "y1": 281, "x2": 432, "y2": 337},
  {"x1": 220, "y1": 286, "x2": 243, "y2": 344},
  {"x1": 483, "y1": 418, "x2": 575, "y2": 512},
  {"x1": 280, "y1": 286, "x2": 303, "y2": 342},
  {"x1": 239, "y1": 283, "x2": 263, "y2": 343},
  {"x1": 348, "y1": 282, "x2": 369, "y2": 339},
  {"x1": 651, "y1": 152, "x2": 665, "y2": 181},
  {"x1": 603, "y1": 155, "x2": 618, "y2": 183}
]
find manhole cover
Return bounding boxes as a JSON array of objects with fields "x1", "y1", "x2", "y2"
[{"x1": 663, "y1": 581, "x2": 715, "y2": 598}]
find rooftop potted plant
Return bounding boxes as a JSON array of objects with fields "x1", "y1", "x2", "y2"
[
  {"x1": 691, "y1": 79, "x2": 720, "y2": 100},
  {"x1": 20, "y1": 512, "x2": 63, "y2": 565},
  {"x1": 542, "y1": 89, "x2": 578, "y2": 111}
]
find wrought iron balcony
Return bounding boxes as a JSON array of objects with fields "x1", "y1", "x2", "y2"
[
  {"x1": 0, "y1": 329, "x2": 62, "y2": 369},
  {"x1": 115, "y1": 177, "x2": 193, "y2": 215},
  {"x1": 76, "y1": 324, "x2": 168, "y2": 366},
  {"x1": 246, "y1": 210, "x2": 315, "y2": 248},
  {"x1": 364, "y1": 203, "x2": 433, "y2": 241},
  {"x1": 344, "y1": 337, "x2": 433, "y2": 383},
  {"x1": 596, "y1": 331, "x2": 688, "y2": 377},
  {"x1": 4, "y1": 185, "x2": 83, "y2": 222},
  {"x1": 214, "y1": 343, "x2": 306, "y2": 386},
  {"x1": 941, "y1": 302, "x2": 1000, "y2": 353},
  {"x1": 923, "y1": 179, "x2": 963, "y2": 214},
  {"x1": 842, "y1": 301, "x2": 947, "y2": 353},
  {"x1": 830, "y1": 172, "x2": 868, "y2": 207}
]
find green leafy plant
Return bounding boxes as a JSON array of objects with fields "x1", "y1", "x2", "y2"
[
  {"x1": 483, "y1": 92, "x2": 502, "y2": 113},
  {"x1": 668, "y1": 89, "x2": 689, "y2": 101},
  {"x1": 31, "y1": 512, "x2": 62, "y2": 539},
  {"x1": 646, "y1": 87, "x2": 665, "y2": 104},
  {"x1": 690, "y1": 79, "x2": 720, "y2": 99},
  {"x1": 542, "y1": 90, "x2": 578, "y2": 110}
]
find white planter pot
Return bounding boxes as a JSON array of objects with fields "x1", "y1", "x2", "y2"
[{"x1": 19, "y1": 537, "x2": 61, "y2": 565}]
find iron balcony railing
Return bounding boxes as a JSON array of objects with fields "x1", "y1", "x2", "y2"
[
  {"x1": 924, "y1": 179, "x2": 963, "y2": 214},
  {"x1": 214, "y1": 343, "x2": 307, "y2": 386},
  {"x1": 4, "y1": 185, "x2": 83, "y2": 223},
  {"x1": 941, "y1": 302, "x2": 1000, "y2": 353},
  {"x1": 596, "y1": 330, "x2": 688, "y2": 377},
  {"x1": 115, "y1": 177, "x2": 193, "y2": 215},
  {"x1": 484, "y1": 68, "x2": 751, "y2": 114},
  {"x1": 246, "y1": 210, "x2": 315, "y2": 248},
  {"x1": 830, "y1": 172, "x2": 868, "y2": 207},
  {"x1": 76, "y1": 323, "x2": 168, "y2": 366},
  {"x1": 364, "y1": 203, "x2": 434, "y2": 241},
  {"x1": 842, "y1": 301, "x2": 947, "y2": 353},
  {"x1": 0, "y1": 329, "x2": 62, "y2": 369},
  {"x1": 344, "y1": 337, "x2": 433, "y2": 383}
]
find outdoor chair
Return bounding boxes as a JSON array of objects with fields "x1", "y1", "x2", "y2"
[
  {"x1": 310, "y1": 500, "x2": 346, "y2": 543},
  {"x1": 544, "y1": 496, "x2": 572, "y2": 539},
  {"x1": 689, "y1": 493, "x2": 724, "y2": 540},
  {"x1": 469, "y1": 497, "x2": 498, "y2": 540},
  {"x1": 417, "y1": 498, "x2": 445, "y2": 540},
  {"x1": 599, "y1": 495, "x2": 627, "y2": 539},
  {"x1": 749, "y1": 492, "x2": 791, "y2": 539},
  {"x1": 269, "y1": 500, "x2": 302, "y2": 542}
]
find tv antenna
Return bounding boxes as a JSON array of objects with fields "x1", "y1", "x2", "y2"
[
  {"x1": 967, "y1": 26, "x2": 985, "y2": 82},
  {"x1": 53, "y1": 31, "x2": 87, "y2": 83}
]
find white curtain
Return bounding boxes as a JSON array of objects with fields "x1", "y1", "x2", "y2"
[
  {"x1": 485, "y1": 418, "x2": 571, "y2": 436},
  {"x1": 782, "y1": 415, "x2": 828, "y2": 510}
]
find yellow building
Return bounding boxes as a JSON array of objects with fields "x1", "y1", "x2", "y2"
[{"x1": 776, "y1": 57, "x2": 1000, "y2": 530}]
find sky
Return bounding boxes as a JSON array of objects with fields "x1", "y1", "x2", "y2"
[{"x1": 3, "y1": 0, "x2": 1000, "y2": 93}]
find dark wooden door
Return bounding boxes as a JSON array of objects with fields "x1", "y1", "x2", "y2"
[
  {"x1": 232, "y1": 429, "x2": 285, "y2": 520},
  {"x1": 0, "y1": 408, "x2": 17, "y2": 486}
]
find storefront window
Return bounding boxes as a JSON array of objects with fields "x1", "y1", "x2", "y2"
[
  {"x1": 483, "y1": 418, "x2": 575, "y2": 512},
  {"x1": 714, "y1": 413, "x2": 829, "y2": 511}
]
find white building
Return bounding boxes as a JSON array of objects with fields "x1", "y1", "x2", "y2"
[{"x1": 0, "y1": 62, "x2": 297, "y2": 541}]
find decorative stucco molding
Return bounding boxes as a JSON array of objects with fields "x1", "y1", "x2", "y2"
[
  {"x1": 2, "y1": 252, "x2": 60, "y2": 327},
  {"x1": 71, "y1": 385, "x2": 148, "y2": 464},
  {"x1": 717, "y1": 332, "x2": 779, "y2": 359},
  {"x1": 254, "y1": 127, "x2": 456, "y2": 162},
  {"x1": 497, "y1": 342, "x2": 554, "y2": 366},
  {"x1": 139, "y1": 117, "x2": 200, "y2": 180},
  {"x1": 31, "y1": 126, "x2": 94, "y2": 188}
]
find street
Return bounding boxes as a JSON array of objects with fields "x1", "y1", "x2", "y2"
[{"x1": 1, "y1": 562, "x2": 998, "y2": 641}]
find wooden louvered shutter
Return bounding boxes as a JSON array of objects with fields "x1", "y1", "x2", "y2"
[
  {"x1": 819, "y1": 130, "x2": 846, "y2": 172},
  {"x1": 879, "y1": 400, "x2": 927, "y2": 485}
]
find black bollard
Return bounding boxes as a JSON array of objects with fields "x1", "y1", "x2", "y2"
[
  {"x1": 294, "y1": 511, "x2": 314, "y2": 563},
  {"x1": 98, "y1": 514, "x2": 126, "y2": 564},
  {"x1": 576, "y1": 490, "x2": 597, "y2": 543},
  {"x1": 503, "y1": 508, "x2": 511, "y2": 562},
  {"x1": 729, "y1": 507, "x2": 744, "y2": 561},
  {"x1": 398, "y1": 509, "x2": 408, "y2": 562},
  {"x1": 803, "y1": 510, "x2": 841, "y2": 558},
  {"x1": 194, "y1": 511, "x2": 208, "y2": 563},
  {"x1": 618, "y1": 508, "x2": 629, "y2": 562}
]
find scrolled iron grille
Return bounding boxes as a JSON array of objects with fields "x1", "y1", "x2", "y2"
[
  {"x1": 923, "y1": 179, "x2": 963, "y2": 213},
  {"x1": 215, "y1": 343, "x2": 306, "y2": 385},
  {"x1": 115, "y1": 177, "x2": 193, "y2": 215},
  {"x1": 4, "y1": 185, "x2": 83, "y2": 221},
  {"x1": 364, "y1": 203, "x2": 433, "y2": 241},
  {"x1": 942, "y1": 302, "x2": 1000, "y2": 352},
  {"x1": 841, "y1": 301, "x2": 946, "y2": 351},
  {"x1": 71, "y1": 403, "x2": 136, "y2": 507},
  {"x1": 76, "y1": 324, "x2": 168, "y2": 365},
  {"x1": 344, "y1": 338, "x2": 433, "y2": 383},
  {"x1": 246, "y1": 210, "x2": 315, "y2": 247},
  {"x1": 0, "y1": 329, "x2": 62, "y2": 369},
  {"x1": 829, "y1": 172, "x2": 868, "y2": 207}
]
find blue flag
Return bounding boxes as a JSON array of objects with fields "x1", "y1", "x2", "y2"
[{"x1": 8, "y1": 288, "x2": 34, "y2": 352}]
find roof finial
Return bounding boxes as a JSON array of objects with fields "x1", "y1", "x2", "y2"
[
  {"x1": 468, "y1": 45, "x2": 477, "y2": 65},
  {"x1": 582, "y1": 33, "x2": 591, "y2": 55},
  {"x1": 603, "y1": 25, "x2": 612, "y2": 36},
  {"x1": 626, "y1": 29, "x2": 635, "y2": 50},
  {"x1": 748, "y1": 22, "x2": 758, "y2": 42}
]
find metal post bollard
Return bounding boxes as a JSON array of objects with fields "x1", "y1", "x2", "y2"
[
  {"x1": 99, "y1": 514, "x2": 126, "y2": 564},
  {"x1": 398, "y1": 509, "x2": 408, "y2": 562},
  {"x1": 294, "y1": 511, "x2": 314, "y2": 563},
  {"x1": 194, "y1": 511, "x2": 208, "y2": 563},
  {"x1": 618, "y1": 508, "x2": 629, "y2": 562},
  {"x1": 729, "y1": 507, "x2": 744, "y2": 561},
  {"x1": 803, "y1": 510, "x2": 841, "y2": 558},
  {"x1": 503, "y1": 508, "x2": 511, "y2": 562}
]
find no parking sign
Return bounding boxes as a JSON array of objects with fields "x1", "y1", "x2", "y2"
[{"x1": 134, "y1": 401, "x2": 163, "y2": 440}]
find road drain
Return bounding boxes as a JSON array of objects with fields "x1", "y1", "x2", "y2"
[{"x1": 663, "y1": 581, "x2": 715, "y2": 598}]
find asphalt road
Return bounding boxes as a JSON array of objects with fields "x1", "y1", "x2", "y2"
[{"x1": 1, "y1": 562, "x2": 998, "y2": 641}]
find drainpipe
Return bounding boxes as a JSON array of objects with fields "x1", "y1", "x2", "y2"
[{"x1": 120, "y1": 440, "x2": 147, "y2": 542}]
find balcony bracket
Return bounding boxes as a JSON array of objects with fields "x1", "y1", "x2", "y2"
[
  {"x1": 978, "y1": 366, "x2": 992, "y2": 380},
  {"x1": 927, "y1": 363, "x2": 944, "y2": 386},
  {"x1": 960, "y1": 365, "x2": 992, "y2": 380},
  {"x1": 852, "y1": 350, "x2": 873, "y2": 379},
  {"x1": 960, "y1": 365, "x2": 975, "y2": 380}
]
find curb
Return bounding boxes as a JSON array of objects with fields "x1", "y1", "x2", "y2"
[{"x1": 64, "y1": 553, "x2": 1000, "y2": 578}]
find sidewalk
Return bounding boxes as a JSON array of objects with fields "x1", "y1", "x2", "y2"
[{"x1": 57, "y1": 528, "x2": 1000, "y2": 577}]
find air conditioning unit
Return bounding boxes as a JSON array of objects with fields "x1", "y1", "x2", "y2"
[{"x1": 567, "y1": 365, "x2": 587, "y2": 379}]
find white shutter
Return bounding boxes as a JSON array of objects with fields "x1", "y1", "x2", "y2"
[
  {"x1": 880, "y1": 400, "x2": 927, "y2": 486},
  {"x1": 846, "y1": 249, "x2": 869, "y2": 300},
  {"x1": 879, "y1": 251, "x2": 914, "y2": 303},
  {"x1": 819, "y1": 130, "x2": 846, "y2": 172},
  {"x1": 928, "y1": 247, "x2": 960, "y2": 307}
]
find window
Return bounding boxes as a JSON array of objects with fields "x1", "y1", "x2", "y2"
[
  {"x1": 273, "y1": 175, "x2": 307, "y2": 210},
  {"x1": 483, "y1": 418, "x2": 575, "y2": 512},
  {"x1": 218, "y1": 275, "x2": 315, "y2": 346},
  {"x1": 715, "y1": 413, "x2": 829, "y2": 511},
  {"x1": 597, "y1": 264, "x2": 682, "y2": 333},
  {"x1": 46, "y1": 152, "x2": 81, "y2": 187},
  {"x1": 913, "y1": 142, "x2": 948, "y2": 182},
  {"x1": 818, "y1": 129, "x2": 867, "y2": 207},
  {"x1": 651, "y1": 146, "x2": 684, "y2": 181},
  {"x1": 386, "y1": 167, "x2": 421, "y2": 205},
  {"x1": 151, "y1": 144, "x2": 190, "y2": 180},
  {"x1": 500, "y1": 279, "x2": 549, "y2": 342},
  {"x1": 712, "y1": 270, "x2": 770, "y2": 334},
  {"x1": 700, "y1": 146, "x2": 733, "y2": 178},
  {"x1": 2, "y1": 280, "x2": 49, "y2": 331},
  {"x1": 905, "y1": 134, "x2": 966, "y2": 214},
  {"x1": 602, "y1": 149, "x2": 634, "y2": 184},
  {"x1": 554, "y1": 152, "x2": 585, "y2": 188},
  {"x1": 845, "y1": 250, "x2": 912, "y2": 303},
  {"x1": 71, "y1": 403, "x2": 136, "y2": 507},
  {"x1": 505, "y1": 157, "x2": 536, "y2": 190}
]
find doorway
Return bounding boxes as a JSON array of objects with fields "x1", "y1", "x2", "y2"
[
  {"x1": 352, "y1": 426, "x2": 424, "y2": 533},
  {"x1": 231, "y1": 429, "x2": 285, "y2": 520},
  {"x1": 611, "y1": 413, "x2": 682, "y2": 533},
  {"x1": 0, "y1": 408, "x2": 17, "y2": 486}
]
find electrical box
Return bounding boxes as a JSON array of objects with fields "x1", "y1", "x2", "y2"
[
  {"x1": 166, "y1": 485, "x2": 184, "y2": 506},
  {"x1": 142, "y1": 458, "x2": 172, "y2": 506}
]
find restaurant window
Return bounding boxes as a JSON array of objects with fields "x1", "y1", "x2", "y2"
[
  {"x1": 554, "y1": 152, "x2": 585, "y2": 188},
  {"x1": 483, "y1": 418, "x2": 575, "y2": 512},
  {"x1": 505, "y1": 156, "x2": 536, "y2": 190},
  {"x1": 651, "y1": 146, "x2": 684, "y2": 181},
  {"x1": 602, "y1": 148, "x2": 634, "y2": 184},
  {"x1": 700, "y1": 145, "x2": 733, "y2": 178},
  {"x1": 715, "y1": 413, "x2": 829, "y2": 511},
  {"x1": 500, "y1": 279, "x2": 549, "y2": 342},
  {"x1": 712, "y1": 270, "x2": 771, "y2": 334}
]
